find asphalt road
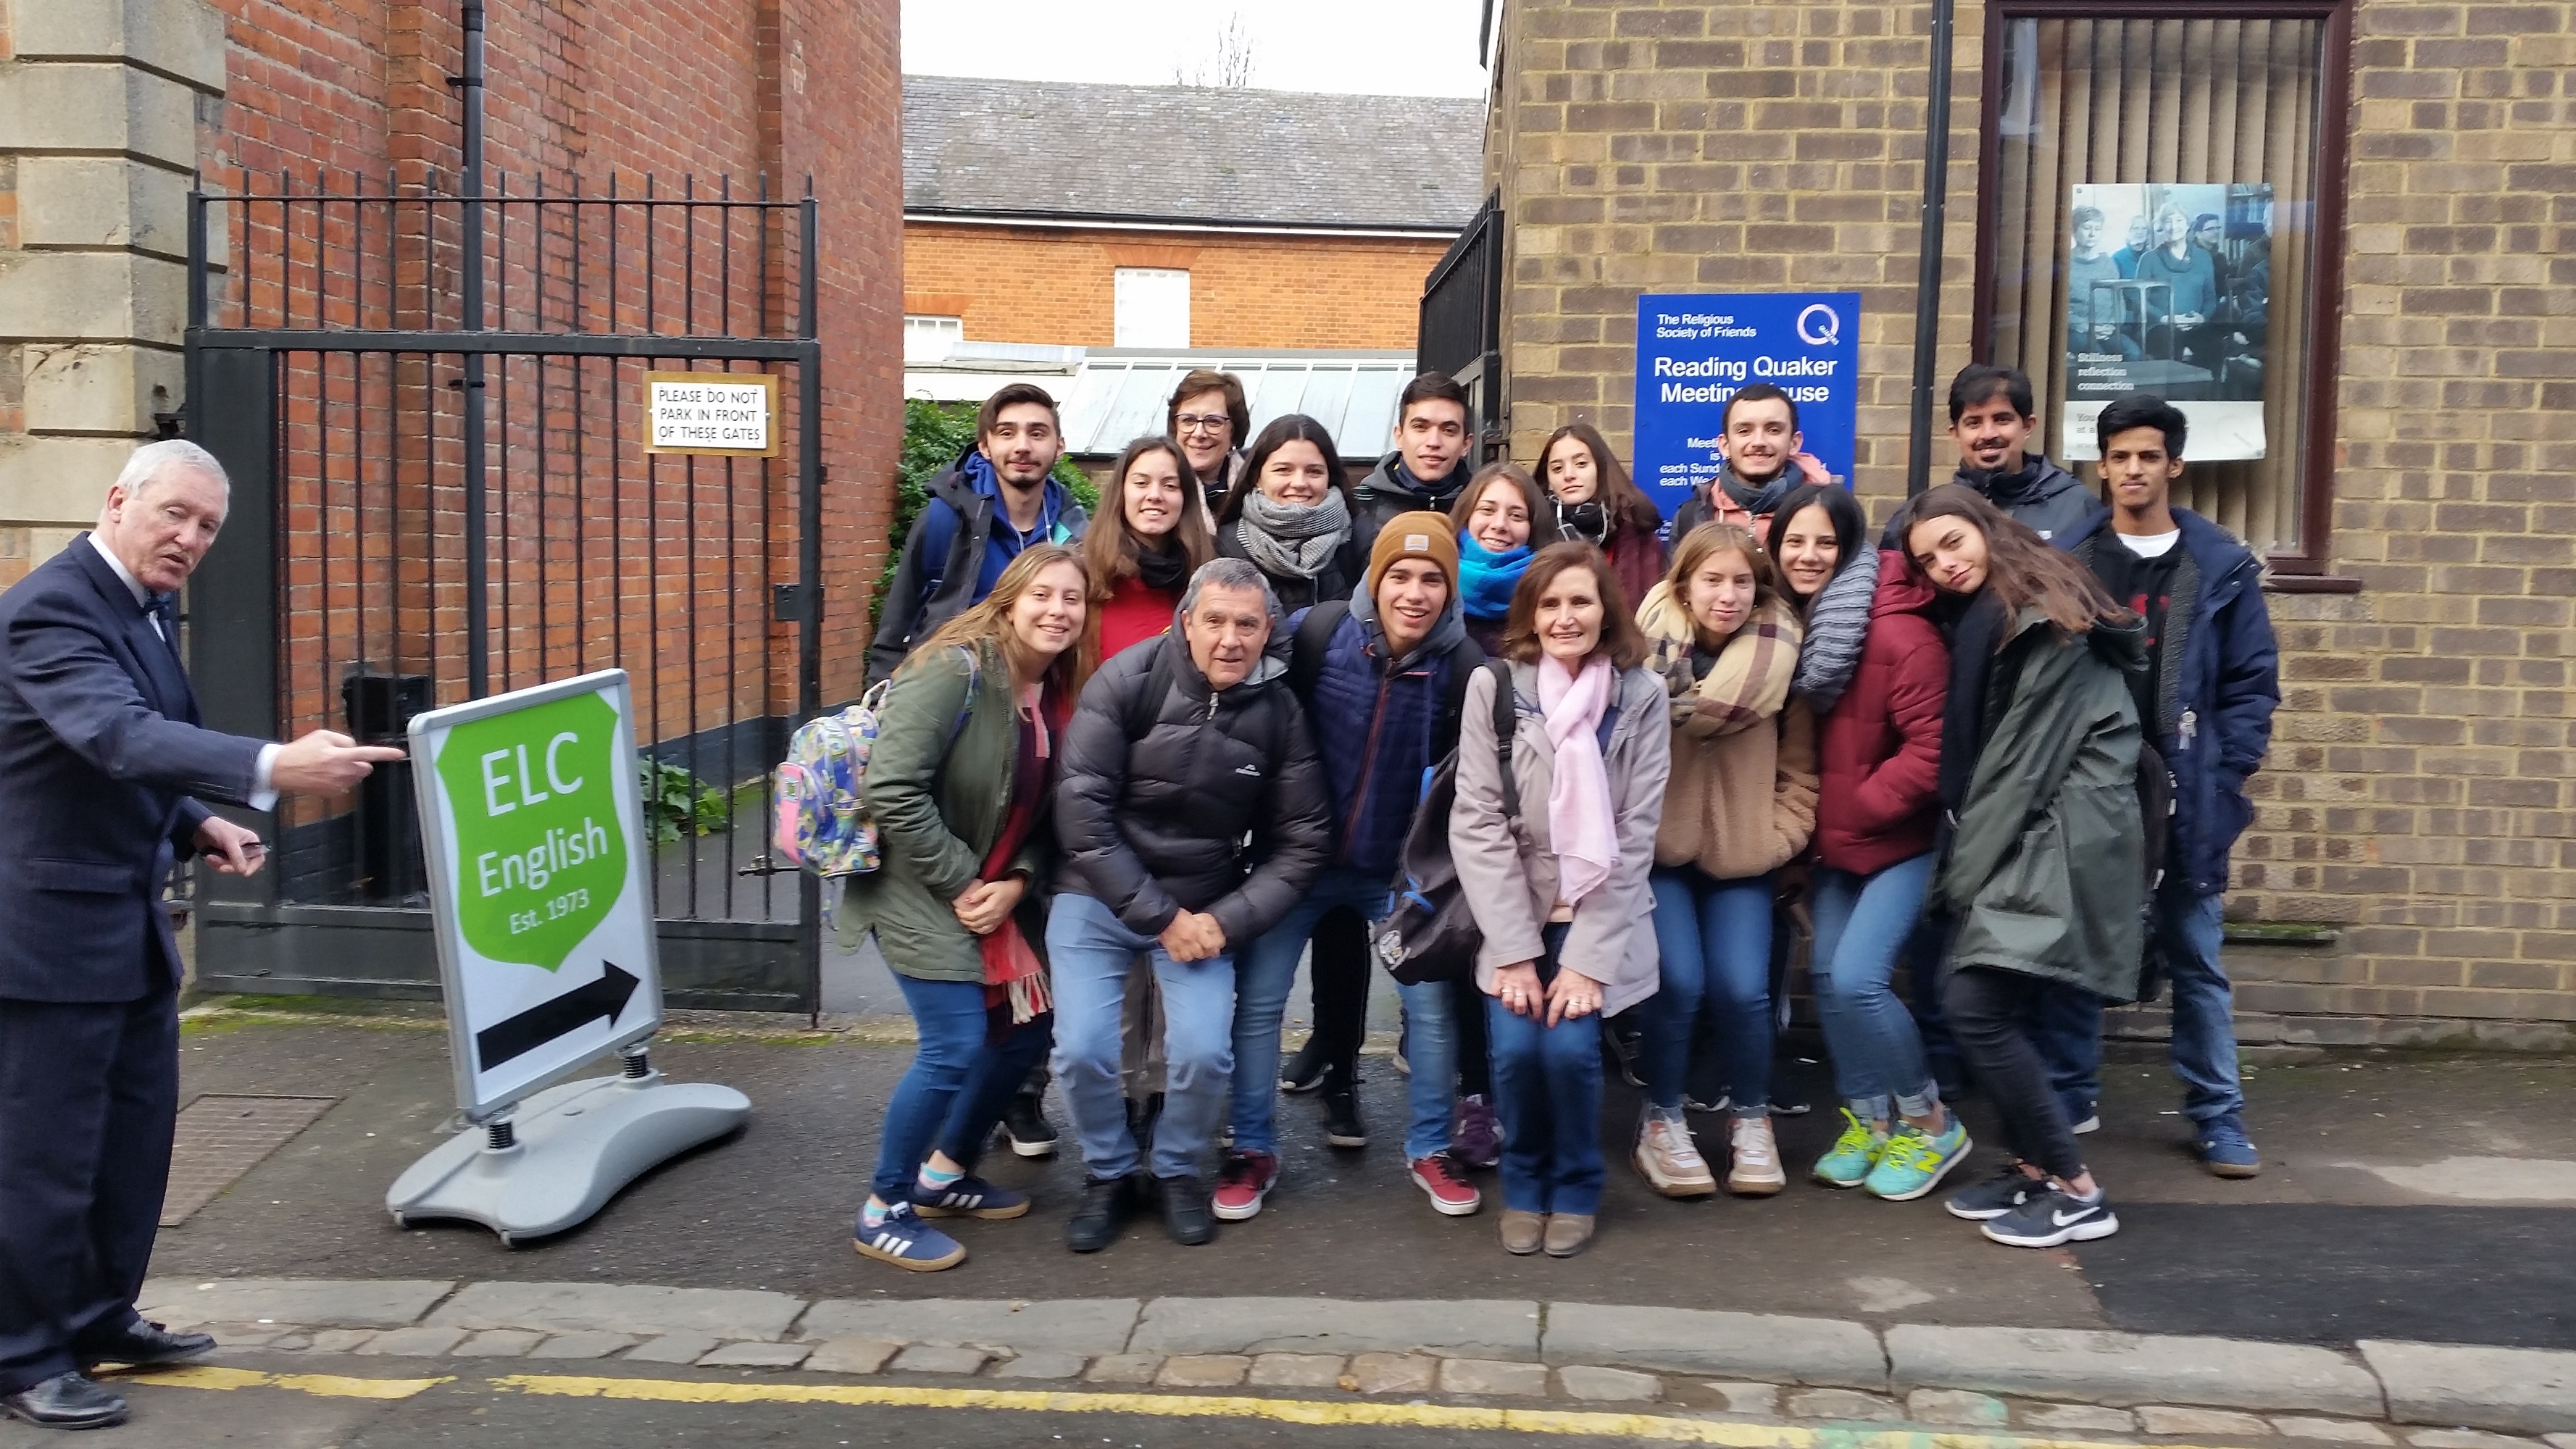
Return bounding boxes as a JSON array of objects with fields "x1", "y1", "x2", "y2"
[{"x1": 158, "y1": 1019, "x2": 2576, "y2": 1346}]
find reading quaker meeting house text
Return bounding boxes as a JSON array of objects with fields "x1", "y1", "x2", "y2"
[{"x1": 1630, "y1": 290, "x2": 1862, "y2": 517}]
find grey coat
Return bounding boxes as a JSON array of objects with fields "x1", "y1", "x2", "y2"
[{"x1": 1449, "y1": 660, "x2": 1672, "y2": 1016}]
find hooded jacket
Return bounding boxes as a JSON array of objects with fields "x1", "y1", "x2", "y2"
[
  {"x1": 838, "y1": 638, "x2": 1057, "y2": 982},
  {"x1": 1937, "y1": 606, "x2": 2149, "y2": 1001},
  {"x1": 1054, "y1": 626, "x2": 1332, "y2": 946},
  {"x1": 2063, "y1": 507, "x2": 2280, "y2": 895},
  {"x1": 1672, "y1": 462, "x2": 1802, "y2": 538},
  {"x1": 1959, "y1": 454, "x2": 2104, "y2": 546},
  {"x1": 868, "y1": 447, "x2": 1088, "y2": 683},
  {"x1": 1353, "y1": 451, "x2": 1469, "y2": 555},
  {"x1": 1449, "y1": 660, "x2": 1673, "y2": 1016},
  {"x1": 1814, "y1": 550, "x2": 1948, "y2": 877},
  {"x1": 1289, "y1": 589, "x2": 1480, "y2": 880}
]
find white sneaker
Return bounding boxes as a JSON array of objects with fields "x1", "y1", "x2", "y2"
[
  {"x1": 1633, "y1": 1110, "x2": 1716, "y2": 1198},
  {"x1": 1726, "y1": 1115, "x2": 1787, "y2": 1196}
]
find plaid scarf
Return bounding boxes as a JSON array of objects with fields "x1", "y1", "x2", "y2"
[{"x1": 1635, "y1": 581, "x2": 1801, "y2": 740}]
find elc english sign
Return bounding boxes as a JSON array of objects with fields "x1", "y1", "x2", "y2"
[{"x1": 1631, "y1": 292, "x2": 1861, "y2": 521}]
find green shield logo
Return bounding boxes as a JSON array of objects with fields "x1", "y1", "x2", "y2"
[{"x1": 434, "y1": 692, "x2": 628, "y2": 969}]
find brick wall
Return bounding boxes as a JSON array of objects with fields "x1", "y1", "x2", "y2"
[
  {"x1": 1493, "y1": 0, "x2": 2576, "y2": 1044},
  {"x1": 903, "y1": 222, "x2": 1453, "y2": 351},
  {"x1": 176, "y1": 0, "x2": 899, "y2": 773}
]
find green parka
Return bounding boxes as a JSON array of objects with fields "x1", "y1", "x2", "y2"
[
  {"x1": 835, "y1": 638, "x2": 1054, "y2": 982},
  {"x1": 1936, "y1": 606, "x2": 2148, "y2": 1003}
]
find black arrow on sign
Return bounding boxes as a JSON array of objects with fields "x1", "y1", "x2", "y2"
[{"x1": 476, "y1": 962, "x2": 641, "y2": 1073}]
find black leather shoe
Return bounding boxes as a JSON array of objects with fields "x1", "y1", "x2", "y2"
[
  {"x1": 80, "y1": 1320, "x2": 216, "y2": 1370},
  {"x1": 1065, "y1": 1173, "x2": 1139, "y2": 1253},
  {"x1": 2, "y1": 1371, "x2": 128, "y2": 1429},
  {"x1": 1158, "y1": 1172, "x2": 1214, "y2": 1246}
]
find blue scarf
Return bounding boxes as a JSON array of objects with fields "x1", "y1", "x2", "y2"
[{"x1": 1456, "y1": 531, "x2": 1533, "y2": 620}]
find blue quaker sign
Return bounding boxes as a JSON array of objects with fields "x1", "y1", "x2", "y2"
[{"x1": 1631, "y1": 292, "x2": 1862, "y2": 520}]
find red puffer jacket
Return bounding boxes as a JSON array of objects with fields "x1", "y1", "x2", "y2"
[{"x1": 1813, "y1": 549, "x2": 1949, "y2": 876}]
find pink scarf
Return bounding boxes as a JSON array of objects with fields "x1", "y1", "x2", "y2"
[{"x1": 1537, "y1": 653, "x2": 1618, "y2": 909}]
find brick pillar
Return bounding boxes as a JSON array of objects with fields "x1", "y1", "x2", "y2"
[{"x1": 0, "y1": 0, "x2": 227, "y2": 587}]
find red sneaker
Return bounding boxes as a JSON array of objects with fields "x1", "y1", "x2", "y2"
[
  {"x1": 1211, "y1": 1150, "x2": 1279, "y2": 1222},
  {"x1": 1409, "y1": 1152, "x2": 1483, "y2": 1216}
]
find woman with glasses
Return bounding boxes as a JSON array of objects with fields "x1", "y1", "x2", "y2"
[{"x1": 1167, "y1": 370, "x2": 1251, "y2": 513}]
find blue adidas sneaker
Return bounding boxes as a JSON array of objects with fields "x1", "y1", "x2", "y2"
[
  {"x1": 912, "y1": 1174, "x2": 1030, "y2": 1220},
  {"x1": 853, "y1": 1200, "x2": 964, "y2": 1271}
]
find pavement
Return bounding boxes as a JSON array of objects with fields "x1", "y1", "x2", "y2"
[{"x1": 41, "y1": 1005, "x2": 2573, "y2": 1445}]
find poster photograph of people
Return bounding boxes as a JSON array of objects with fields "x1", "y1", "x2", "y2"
[{"x1": 2063, "y1": 181, "x2": 2272, "y2": 462}]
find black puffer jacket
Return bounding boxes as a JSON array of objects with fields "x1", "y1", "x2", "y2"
[{"x1": 1055, "y1": 631, "x2": 1333, "y2": 946}]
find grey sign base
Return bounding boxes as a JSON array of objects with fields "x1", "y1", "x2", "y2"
[{"x1": 385, "y1": 1070, "x2": 749, "y2": 1245}]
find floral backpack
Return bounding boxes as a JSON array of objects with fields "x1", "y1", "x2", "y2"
[{"x1": 773, "y1": 650, "x2": 978, "y2": 877}]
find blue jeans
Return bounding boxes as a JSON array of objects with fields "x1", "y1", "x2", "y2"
[
  {"x1": 1235, "y1": 868, "x2": 1455, "y2": 1159},
  {"x1": 1485, "y1": 924, "x2": 1604, "y2": 1215},
  {"x1": 1645, "y1": 869, "x2": 1775, "y2": 1115},
  {"x1": 2157, "y1": 882, "x2": 2241, "y2": 1124},
  {"x1": 1809, "y1": 855, "x2": 1941, "y2": 1124},
  {"x1": 1047, "y1": 891, "x2": 1237, "y2": 1181},
  {"x1": 870, "y1": 969, "x2": 1054, "y2": 1203}
]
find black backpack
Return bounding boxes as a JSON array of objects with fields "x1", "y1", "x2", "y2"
[{"x1": 1371, "y1": 660, "x2": 1519, "y2": 985}]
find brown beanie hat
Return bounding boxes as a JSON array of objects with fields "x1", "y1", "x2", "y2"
[{"x1": 1366, "y1": 511, "x2": 1463, "y2": 596}]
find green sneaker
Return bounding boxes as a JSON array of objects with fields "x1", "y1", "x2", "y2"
[
  {"x1": 1812, "y1": 1109, "x2": 1887, "y2": 1188},
  {"x1": 1865, "y1": 1118, "x2": 1972, "y2": 1201}
]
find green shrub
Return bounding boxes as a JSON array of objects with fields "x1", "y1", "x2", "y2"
[
  {"x1": 638, "y1": 757, "x2": 728, "y2": 844},
  {"x1": 872, "y1": 398, "x2": 1098, "y2": 625}
]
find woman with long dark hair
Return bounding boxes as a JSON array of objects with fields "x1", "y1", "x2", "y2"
[
  {"x1": 1765, "y1": 483, "x2": 1875, "y2": 713},
  {"x1": 843, "y1": 543, "x2": 1091, "y2": 1271},
  {"x1": 1888, "y1": 484, "x2": 2146, "y2": 1248},
  {"x1": 1539, "y1": 422, "x2": 1668, "y2": 610},
  {"x1": 1216, "y1": 414, "x2": 1364, "y2": 616},
  {"x1": 1085, "y1": 435, "x2": 1217, "y2": 659},
  {"x1": 1451, "y1": 543, "x2": 1671, "y2": 1257}
]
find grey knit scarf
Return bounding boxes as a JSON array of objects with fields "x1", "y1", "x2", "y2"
[
  {"x1": 1793, "y1": 542, "x2": 1877, "y2": 714},
  {"x1": 1233, "y1": 488, "x2": 1351, "y2": 581}
]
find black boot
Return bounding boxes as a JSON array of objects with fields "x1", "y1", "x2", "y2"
[
  {"x1": 1159, "y1": 1172, "x2": 1215, "y2": 1246},
  {"x1": 1003, "y1": 1084, "x2": 1057, "y2": 1159},
  {"x1": 1320, "y1": 1061, "x2": 1368, "y2": 1148},
  {"x1": 1065, "y1": 1174, "x2": 1141, "y2": 1254},
  {"x1": 1, "y1": 1372, "x2": 128, "y2": 1430},
  {"x1": 1280, "y1": 1035, "x2": 1327, "y2": 1093}
]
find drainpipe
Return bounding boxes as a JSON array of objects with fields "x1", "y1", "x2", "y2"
[{"x1": 1905, "y1": 0, "x2": 1958, "y2": 496}]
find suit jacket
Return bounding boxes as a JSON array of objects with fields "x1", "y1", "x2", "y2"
[{"x1": 0, "y1": 536, "x2": 267, "y2": 1002}]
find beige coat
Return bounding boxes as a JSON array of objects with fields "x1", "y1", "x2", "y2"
[
  {"x1": 1449, "y1": 660, "x2": 1673, "y2": 1017},
  {"x1": 1635, "y1": 589, "x2": 1820, "y2": 881}
]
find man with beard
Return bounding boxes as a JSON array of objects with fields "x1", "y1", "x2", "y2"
[
  {"x1": 1351, "y1": 373, "x2": 1474, "y2": 552},
  {"x1": 1938, "y1": 365, "x2": 2105, "y2": 545},
  {"x1": 1672, "y1": 383, "x2": 1830, "y2": 536}
]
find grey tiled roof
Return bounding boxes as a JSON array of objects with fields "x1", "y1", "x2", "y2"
[{"x1": 904, "y1": 75, "x2": 1487, "y2": 232}]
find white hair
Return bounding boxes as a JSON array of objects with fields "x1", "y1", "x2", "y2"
[{"x1": 114, "y1": 439, "x2": 228, "y2": 497}]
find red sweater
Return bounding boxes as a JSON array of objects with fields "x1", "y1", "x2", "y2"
[
  {"x1": 1813, "y1": 549, "x2": 1949, "y2": 877},
  {"x1": 1098, "y1": 574, "x2": 1181, "y2": 661}
]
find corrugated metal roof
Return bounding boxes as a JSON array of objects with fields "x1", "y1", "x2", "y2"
[
  {"x1": 904, "y1": 76, "x2": 1486, "y2": 233},
  {"x1": 1056, "y1": 349, "x2": 1414, "y2": 460}
]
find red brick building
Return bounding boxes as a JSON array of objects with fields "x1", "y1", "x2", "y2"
[{"x1": 900, "y1": 77, "x2": 1485, "y2": 356}]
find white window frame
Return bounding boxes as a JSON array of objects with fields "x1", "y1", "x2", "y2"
[
  {"x1": 904, "y1": 314, "x2": 962, "y2": 362},
  {"x1": 1112, "y1": 268, "x2": 1191, "y2": 348}
]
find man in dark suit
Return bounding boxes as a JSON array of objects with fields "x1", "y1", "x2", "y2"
[{"x1": 0, "y1": 440, "x2": 403, "y2": 1429}]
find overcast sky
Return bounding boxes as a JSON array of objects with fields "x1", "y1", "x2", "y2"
[{"x1": 901, "y1": 0, "x2": 1491, "y2": 98}]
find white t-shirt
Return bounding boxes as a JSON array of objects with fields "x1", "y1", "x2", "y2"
[{"x1": 2119, "y1": 529, "x2": 2182, "y2": 559}]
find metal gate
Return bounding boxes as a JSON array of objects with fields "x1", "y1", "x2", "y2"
[
  {"x1": 181, "y1": 167, "x2": 825, "y2": 1012},
  {"x1": 1417, "y1": 189, "x2": 1505, "y2": 463}
]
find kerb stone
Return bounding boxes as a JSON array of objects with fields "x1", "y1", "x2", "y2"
[
  {"x1": 1906, "y1": 1387, "x2": 2009, "y2": 1425},
  {"x1": 2273, "y1": 1416, "x2": 2397, "y2": 1444},
  {"x1": 2362, "y1": 1340, "x2": 2576, "y2": 1435},
  {"x1": 2139, "y1": 1406, "x2": 2276, "y2": 1437},
  {"x1": 624, "y1": 1335, "x2": 723, "y2": 1365},
  {"x1": 990, "y1": 1353, "x2": 1087, "y2": 1380},
  {"x1": 891, "y1": 1345, "x2": 989, "y2": 1376},
  {"x1": 526, "y1": 1332, "x2": 635, "y2": 1360},
  {"x1": 803, "y1": 1339, "x2": 901, "y2": 1375},
  {"x1": 1440, "y1": 1358, "x2": 1551, "y2": 1397},
  {"x1": 798, "y1": 1298, "x2": 1139, "y2": 1356},
  {"x1": 1559, "y1": 1366, "x2": 1663, "y2": 1402},
  {"x1": 140, "y1": 1278, "x2": 457, "y2": 1329},
  {"x1": 353, "y1": 1327, "x2": 466, "y2": 1357},
  {"x1": 1888, "y1": 1324, "x2": 2383, "y2": 1414},
  {"x1": 697, "y1": 1341, "x2": 813, "y2": 1369},
  {"x1": 1544, "y1": 1303, "x2": 1884, "y2": 1387},
  {"x1": 1133, "y1": 1298, "x2": 1538, "y2": 1359},
  {"x1": 430, "y1": 1282, "x2": 804, "y2": 1340},
  {"x1": 1249, "y1": 1354, "x2": 1346, "y2": 1388}
]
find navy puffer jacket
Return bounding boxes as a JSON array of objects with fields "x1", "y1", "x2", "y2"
[{"x1": 1290, "y1": 593, "x2": 1480, "y2": 879}]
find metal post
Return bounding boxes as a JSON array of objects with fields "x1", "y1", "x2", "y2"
[
  {"x1": 1905, "y1": 0, "x2": 1959, "y2": 496},
  {"x1": 796, "y1": 188, "x2": 824, "y2": 1024},
  {"x1": 459, "y1": 0, "x2": 491, "y2": 695}
]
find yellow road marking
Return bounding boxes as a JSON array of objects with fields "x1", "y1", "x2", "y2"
[
  {"x1": 116, "y1": 1364, "x2": 451, "y2": 1400},
  {"x1": 494, "y1": 1373, "x2": 2177, "y2": 1448}
]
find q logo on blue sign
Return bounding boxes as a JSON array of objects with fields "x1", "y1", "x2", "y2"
[{"x1": 1631, "y1": 291, "x2": 1862, "y2": 522}]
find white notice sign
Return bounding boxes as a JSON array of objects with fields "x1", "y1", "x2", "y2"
[{"x1": 643, "y1": 371, "x2": 779, "y2": 456}]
